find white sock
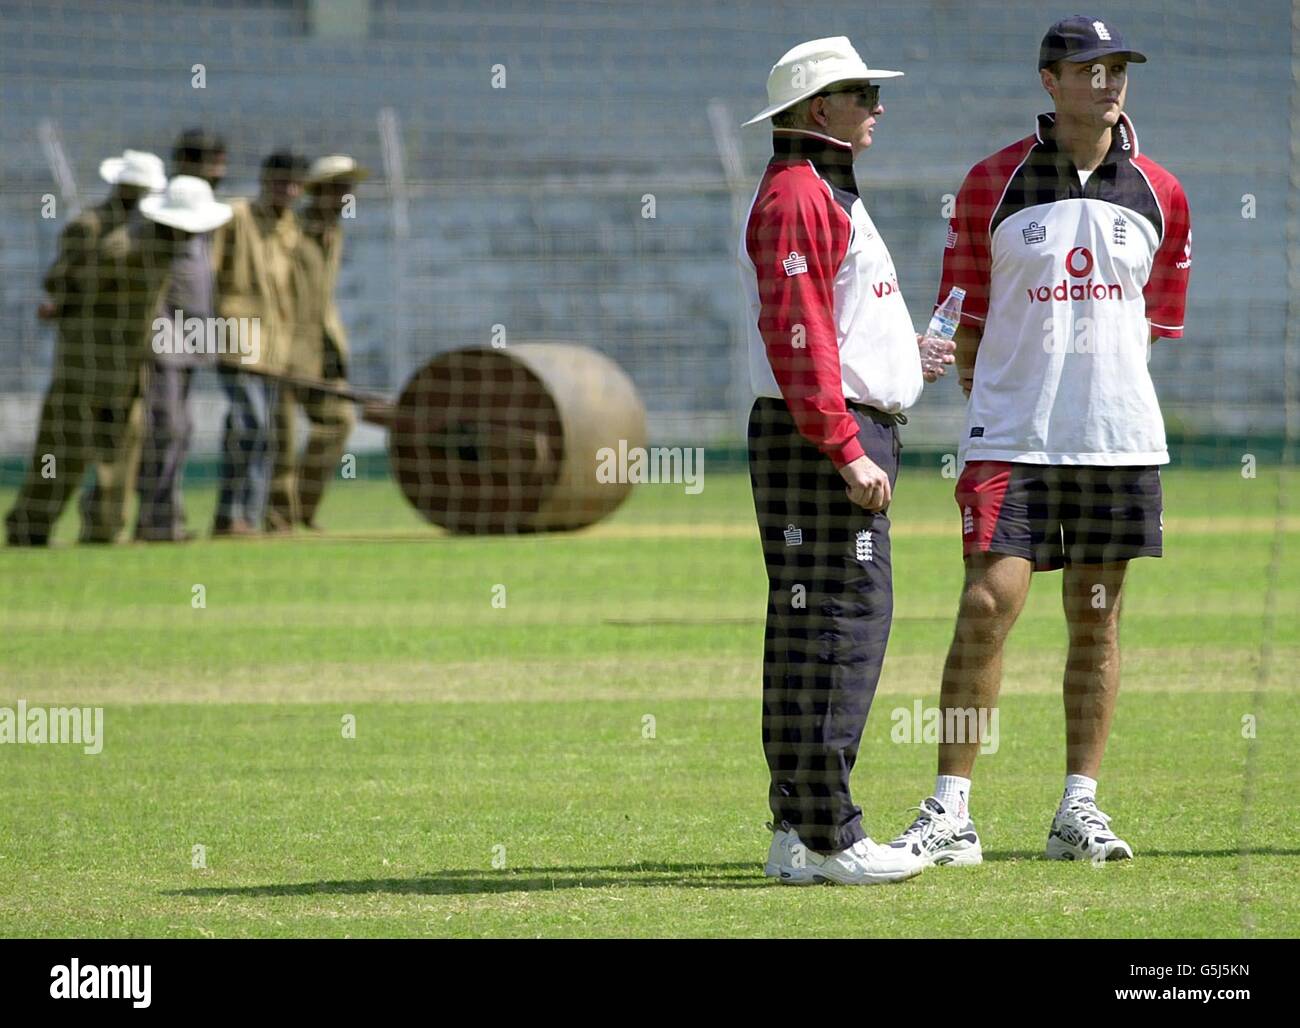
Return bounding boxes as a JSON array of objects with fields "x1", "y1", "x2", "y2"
[
  {"x1": 1062, "y1": 774, "x2": 1098, "y2": 808},
  {"x1": 934, "y1": 775, "x2": 971, "y2": 820}
]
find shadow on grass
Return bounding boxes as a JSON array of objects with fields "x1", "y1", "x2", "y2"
[
  {"x1": 167, "y1": 862, "x2": 771, "y2": 897},
  {"x1": 978, "y1": 847, "x2": 1300, "y2": 862},
  {"x1": 163, "y1": 847, "x2": 1300, "y2": 899}
]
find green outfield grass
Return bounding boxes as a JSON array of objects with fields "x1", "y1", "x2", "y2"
[{"x1": 0, "y1": 465, "x2": 1297, "y2": 937}]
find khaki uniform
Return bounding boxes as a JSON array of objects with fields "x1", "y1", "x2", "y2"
[
  {"x1": 267, "y1": 214, "x2": 355, "y2": 528},
  {"x1": 208, "y1": 199, "x2": 300, "y2": 375},
  {"x1": 208, "y1": 200, "x2": 300, "y2": 529},
  {"x1": 314, "y1": 218, "x2": 351, "y2": 376},
  {"x1": 5, "y1": 200, "x2": 154, "y2": 544}
]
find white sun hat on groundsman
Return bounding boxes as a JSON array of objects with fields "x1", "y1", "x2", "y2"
[
  {"x1": 98, "y1": 149, "x2": 167, "y2": 190},
  {"x1": 307, "y1": 154, "x2": 371, "y2": 184},
  {"x1": 743, "y1": 36, "x2": 903, "y2": 126},
  {"x1": 139, "y1": 175, "x2": 233, "y2": 233}
]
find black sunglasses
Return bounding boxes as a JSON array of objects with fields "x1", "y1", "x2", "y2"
[{"x1": 819, "y1": 84, "x2": 881, "y2": 108}]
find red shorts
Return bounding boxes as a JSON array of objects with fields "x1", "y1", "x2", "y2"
[{"x1": 956, "y1": 461, "x2": 1163, "y2": 572}]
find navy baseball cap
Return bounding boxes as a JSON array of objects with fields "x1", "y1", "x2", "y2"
[{"x1": 1038, "y1": 16, "x2": 1147, "y2": 70}]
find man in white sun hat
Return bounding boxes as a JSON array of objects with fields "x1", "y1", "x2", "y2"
[
  {"x1": 740, "y1": 37, "x2": 953, "y2": 885},
  {"x1": 84, "y1": 175, "x2": 232, "y2": 544},
  {"x1": 134, "y1": 128, "x2": 229, "y2": 543},
  {"x1": 5, "y1": 149, "x2": 167, "y2": 545},
  {"x1": 18, "y1": 175, "x2": 231, "y2": 546}
]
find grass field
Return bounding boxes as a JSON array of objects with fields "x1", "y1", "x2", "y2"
[{"x1": 1, "y1": 465, "x2": 1297, "y2": 937}]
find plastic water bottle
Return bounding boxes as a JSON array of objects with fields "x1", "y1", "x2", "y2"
[{"x1": 926, "y1": 287, "x2": 966, "y2": 340}]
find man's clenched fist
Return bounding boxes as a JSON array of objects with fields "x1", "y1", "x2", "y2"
[{"x1": 838, "y1": 454, "x2": 891, "y2": 511}]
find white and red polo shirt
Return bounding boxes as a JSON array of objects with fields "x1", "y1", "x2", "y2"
[
  {"x1": 939, "y1": 111, "x2": 1192, "y2": 467},
  {"x1": 741, "y1": 129, "x2": 923, "y2": 469}
]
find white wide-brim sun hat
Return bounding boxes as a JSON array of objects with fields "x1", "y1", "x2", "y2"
[
  {"x1": 98, "y1": 149, "x2": 167, "y2": 191},
  {"x1": 743, "y1": 36, "x2": 903, "y2": 127},
  {"x1": 139, "y1": 175, "x2": 233, "y2": 233}
]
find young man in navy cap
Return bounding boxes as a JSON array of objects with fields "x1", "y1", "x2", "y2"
[{"x1": 890, "y1": 17, "x2": 1192, "y2": 864}]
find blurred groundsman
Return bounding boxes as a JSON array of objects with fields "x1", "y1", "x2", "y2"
[
  {"x1": 134, "y1": 128, "x2": 228, "y2": 543},
  {"x1": 266, "y1": 154, "x2": 366, "y2": 531},
  {"x1": 209, "y1": 151, "x2": 307, "y2": 537},
  {"x1": 5, "y1": 150, "x2": 166, "y2": 546}
]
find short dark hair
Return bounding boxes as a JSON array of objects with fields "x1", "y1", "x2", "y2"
[
  {"x1": 772, "y1": 97, "x2": 814, "y2": 129},
  {"x1": 261, "y1": 150, "x2": 308, "y2": 180},
  {"x1": 172, "y1": 127, "x2": 226, "y2": 167}
]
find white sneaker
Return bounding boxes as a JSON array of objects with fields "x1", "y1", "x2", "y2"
[
  {"x1": 892, "y1": 796, "x2": 983, "y2": 866},
  {"x1": 1046, "y1": 798, "x2": 1133, "y2": 862},
  {"x1": 763, "y1": 821, "x2": 796, "y2": 877},
  {"x1": 776, "y1": 835, "x2": 926, "y2": 886}
]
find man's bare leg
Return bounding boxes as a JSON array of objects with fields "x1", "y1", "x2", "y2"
[
  {"x1": 1043, "y1": 560, "x2": 1135, "y2": 861},
  {"x1": 887, "y1": 553, "x2": 1032, "y2": 864},
  {"x1": 938, "y1": 553, "x2": 1033, "y2": 778},
  {"x1": 1061, "y1": 561, "x2": 1129, "y2": 777}
]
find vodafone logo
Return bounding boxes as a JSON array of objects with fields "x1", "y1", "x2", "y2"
[
  {"x1": 1027, "y1": 246, "x2": 1122, "y2": 304},
  {"x1": 872, "y1": 275, "x2": 901, "y2": 298},
  {"x1": 1066, "y1": 246, "x2": 1094, "y2": 278}
]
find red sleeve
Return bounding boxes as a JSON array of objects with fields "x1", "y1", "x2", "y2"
[
  {"x1": 1138, "y1": 157, "x2": 1191, "y2": 339},
  {"x1": 746, "y1": 172, "x2": 862, "y2": 468},
  {"x1": 938, "y1": 165, "x2": 995, "y2": 327}
]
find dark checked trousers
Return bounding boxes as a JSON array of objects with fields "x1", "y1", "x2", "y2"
[{"x1": 748, "y1": 396, "x2": 901, "y2": 855}]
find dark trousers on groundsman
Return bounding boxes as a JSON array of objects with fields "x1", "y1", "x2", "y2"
[
  {"x1": 215, "y1": 365, "x2": 277, "y2": 529},
  {"x1": 267, "y1": 384, "x2": 355, "y2": 529},
  {"x1": 79, "y1": 390, "x2": 145, "y2": 543},
  {"x1": 748, "y1": 396, "x2": 901, "y2": 855},
  {"x1": 5, "y1": 351, "x2": 145, "y2": 545},
  {"x1": 135, "y1": 361, "x2": 196, "y2": 540}
]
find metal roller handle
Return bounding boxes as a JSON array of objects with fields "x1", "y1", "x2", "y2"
[{"x1": 239, "y1": 365, "x2": 395, "y2": 427}]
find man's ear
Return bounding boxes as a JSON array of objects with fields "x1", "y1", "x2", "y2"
[
  {"x1": 809, "y1": 96, "x2": 829, "y2": 129},
  {"x1": 1040, "y1": 68, "x2": 1058, "y2": 99}
]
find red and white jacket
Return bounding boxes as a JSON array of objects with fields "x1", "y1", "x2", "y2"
[
  {"x1": 740, "y1": 129, "x2": 923, "y2": 468},
  {"x1": 939, "y1": 112, "x2": 1192, "y2": 466}
]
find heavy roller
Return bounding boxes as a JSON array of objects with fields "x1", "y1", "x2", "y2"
[{"x1": 254, "y1": 343, "x2": 647, "y2": 533}]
